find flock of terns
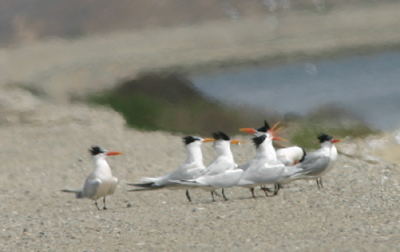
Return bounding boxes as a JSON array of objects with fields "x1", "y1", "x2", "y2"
[{"x1": 62, "y1": 120, "x2": 341, "y2": 210}]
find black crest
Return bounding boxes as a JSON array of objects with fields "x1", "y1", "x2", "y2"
[
  {"x1": 212, "y1": 132, "x2": 230, "y2": 141},
  {"x1": 89, "y1": 146, "x2": 107, "y2": 156},
  {"x1": 252, "y1": 134, "x2": 267, "y2": 148},
  {"x1": 256, "y1": 120, "x2": 271, "y2": 133},
  {"x1": 182, "y1": 136, "x2": 200, "y2": 145},
  {"x1": 299, "y1": 147, "x2": 307, "y2": 162},
  {"x1": 317, "y1": 133, "x2": 333, "y2": 143}
]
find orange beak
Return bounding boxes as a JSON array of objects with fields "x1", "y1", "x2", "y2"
[
  {"x1": 269, "y1": 121, "x2": 281, "y2": 132},
  {"x1": 272, "y1": 126, "x2": 284, "y2": 136},
  {"x1": 273, "y1": 136, "x2": 287, "y2": 142},
  {"x1": 239, "y1": 128, "x2": 257, "y2": 134},
  {"x1": 203, "y1": 138, "x2": 215, "y2": 143},
  {"x1": 107, "y1": 151, "x2": 123, "y2": 156},
  {"x1": 231, "y1": 139, "x2": 245, "y2": 145},
  {"x1": 332, "y1": 139, "x2": 341, "y2": 143},
  {"x1": 269, "y1": 122, "x2": 287, "y2": 141}
]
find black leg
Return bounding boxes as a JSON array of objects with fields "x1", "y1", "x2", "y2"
[
  {"x1": 250, "y1": 188, "x2": 256, "y2": 198},
  {"x1": 95, "y1": 200, "x2": 101, "y2": 211},
  {"x1": 211, "y1": 191, "x2": 215, "y2": 202},
  {"x1": 260, "y1": 186, "x2": 271, "y2": 197},
  {"x1": 274, "y1": 184, "x2": 282, "y2": 196},
  {"x1": 103, "y1": 197, "x2": 107, "y2": 210},
  {"x1": 186, "y1": 189, "x2": 192, "y2": 202},
  {"x1": 316, "y1": 177, "x2": 323, "y2": 189},
  {"x1": 222, "y1": 189, "x2": 228, "y2": 201},
  {"x1": 260, "y1": 185, "x2": 269, "y2": 197}
]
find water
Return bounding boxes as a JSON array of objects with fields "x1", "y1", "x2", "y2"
[{"x1": 191, "y1": 51, "x2": 400, "y2": 131}]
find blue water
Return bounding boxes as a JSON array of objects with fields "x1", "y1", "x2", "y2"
[{"x1": 191, "y1": 52, "x2": 400, "y2": 130}]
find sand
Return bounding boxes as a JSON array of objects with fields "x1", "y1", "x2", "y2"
[{"x1": 0, "y1": 89, "x2": 400, "y2": 251}]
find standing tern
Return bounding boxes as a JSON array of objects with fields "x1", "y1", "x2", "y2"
[
  {"x1": 237, "y1": 121, "x2": 293, "y2": 198},
  {"x1": 127, "y1": 136, "x2": 214, "y2": 202},
  {"x1": 287, "y1": 133, "x2": 340, "y2": 188},
  {"x1": 172, "y1": 132, "x2": 244, "y2": 202},
  {"x1": 240, "y1": 120, "x2": 306, "y2": 165},
  {"x1": 239, "y1": 120, "x2": 287, "y2": 196},
  {"x1": 61, "y1": 146, "x2": 123, "y2": 210}
]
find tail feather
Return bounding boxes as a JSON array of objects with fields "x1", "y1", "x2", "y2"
[
  {"x1": 169, "y1": 179, "x2": 201, "y2": 187},
  {"x1": 126, "y1": 182, "x2": 165, "y2": 191},
  {"x1": 61, "y1": 189, "x2": 84, "y2": 199},
  {"x1": 127, "y1": 187, "x2": 164, "y2": 192},
  {"x1": 127, "y1": 182, "x2": 156, "y2": 187}
]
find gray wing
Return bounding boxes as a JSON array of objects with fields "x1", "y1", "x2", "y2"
[
  {"x1": 240, "y1": 164, "x2": 286, "y2": 185},
  {"x1": 167, "y1": 162, "x2": 203, "y2": 180},
  {"x1": 186, "y1": 166, "x2": 207, "y2": 179},
  {"x1": 295, "y1": 153, "x2": 330, "y2": 177},
  {"x1": 205, "y1": 157, "x2": 232, "y2": 176},
  {"x1": 238, "y1": 159, "x2": 252, "y2": 171},
  {"x1": 82, "y1": 179, "x2": 101, "y2": 199},
  {"x1": 107, "y1": 177, "x2": 118, "y2": 195}
]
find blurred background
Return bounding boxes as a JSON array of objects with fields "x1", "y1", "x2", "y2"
[{"x1": 1, "y1": 0, "x2": 399, "y2": 146}]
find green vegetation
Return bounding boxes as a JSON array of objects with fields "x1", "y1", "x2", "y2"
[
  {"x1": 285, "y1": 103, "x2": 378, "y2": 149},
  {"x1": 289, "y1": 121, "x2": 376, "y2": 149},
  {"x1": 91, "y1": 92, "x2": 163, "y2": 131},
  {"x1": 89, "y1": 71, "x2": 378, "y2": 144},
  {"x1": 89, "y1": 72, "x2": 268, "y2": 136}
]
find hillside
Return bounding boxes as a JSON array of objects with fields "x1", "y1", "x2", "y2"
[{"x1": 1, "y1": 0, "x2": 395, "y2": 45}]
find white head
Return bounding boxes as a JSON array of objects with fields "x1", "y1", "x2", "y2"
[
  {"x1": 89, "y1": 146, "x2": 123, "y2": 161},
  {"x1": 241, "y1": 120, "x2": 286, "y2": 162},
  {"x1": 240, "y1": 120, "x2": 285, "y2": 138},
  {"x1": 182, "y1": 136, "x2": 214, "y2": 149},
  {"x1": 317, "y1": 134, "x2": 341, "y2": 148},
  {"x1": 211, "y1": 132, "x2": 244, "y2": 156}
]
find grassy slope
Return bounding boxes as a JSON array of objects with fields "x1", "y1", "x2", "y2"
[
  {"x1": 89, "y1": 72, "x2": 268, "y2": 136},
  {"x1": 89, "y1": 72, "x2": 377, "y2": 148}
]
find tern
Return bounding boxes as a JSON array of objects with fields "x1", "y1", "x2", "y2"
[
  {"x1": 127, "y1": 136, "x2": 214, "y2": 202},
  {"x1": 276, "y1": 146, "x2": 306, "y2": 166},
  {"x1": 237, "y1": 121, "x2": 293, "y2": 198},
  {"x1": 61, "y1": 146, "x2": 123, "y2": 210},
  {"x1": 239, "y1": 121, "x2": 287, "y2": 196},
  {"x1": 287, "y1": 133, "x2": 340, "y2": 188},
  {"x1": 240, "y1": 120, "x2": 306, "y2": 165},
  {"x1": 172, "y1": 132, "x2": 244, "y2": 202}
]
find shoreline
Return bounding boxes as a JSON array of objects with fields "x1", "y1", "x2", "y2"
[
  {"x1": 165, "y1": 43, "x2": 400, "y2": 76},
  {"x1": 0, "y1": 2, "x2": 399, "y2": 102}
]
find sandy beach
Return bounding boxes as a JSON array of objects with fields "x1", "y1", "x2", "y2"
[
  {"x1": 1, "y1": 2, "x2": 400, "y2": 251},
  {"x1": 0, "y1": 90, "x2": 400, "y2": 251}
]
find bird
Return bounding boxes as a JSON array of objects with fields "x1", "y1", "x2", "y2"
[
  {"x1": 239, "y1": 120, "x2": 287, "y2": 196},
  {"x1": 61, "y1": 146, "x2": 123, "y2": 210},
  {"x1": 237, "y1": 121, "x2": 294, "y2": 198},
  {"x1": 276, "y1": 146, "x2": 306, "y2": 166},
  {"x1": 240, "y1": 120, "x2": 306, "y2": 165},
  {"x1": 172, "y1": 132, "x2": 244, "y2": 202},
  {"x1": 127, "y1": 136, "x2": 214, "y2": 202},
  {"x1": 286, "y1": 133, "x2": 340, "y2": 188}
]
